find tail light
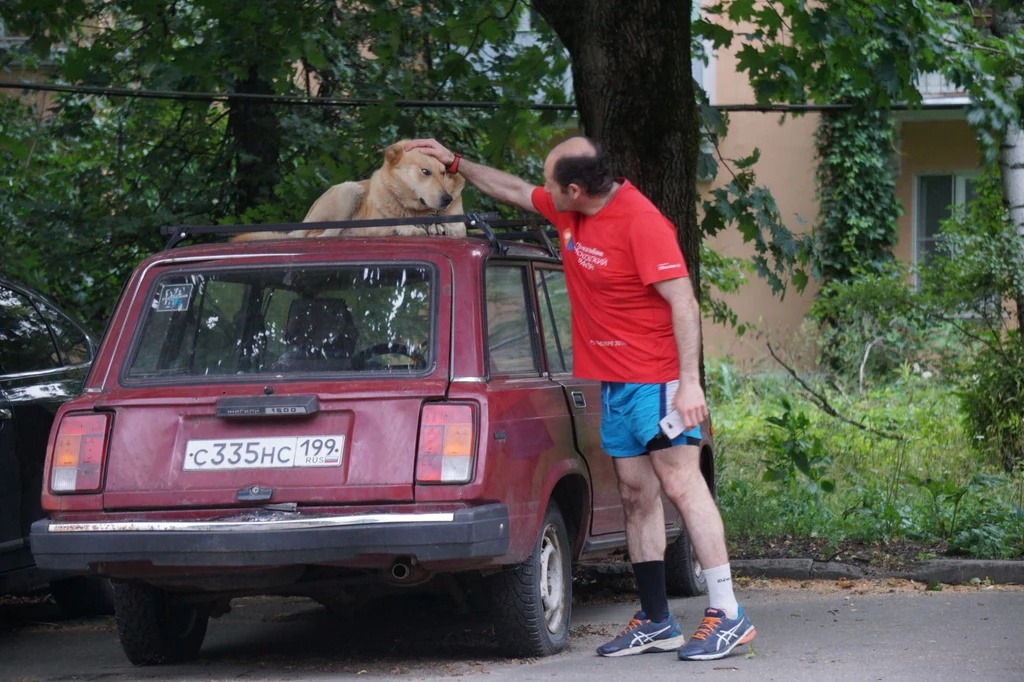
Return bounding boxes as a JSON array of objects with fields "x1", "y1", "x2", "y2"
[
  {"x1": 50, "y1": 413, "x2": 111, "y2": 494},
  {"x1": 416, "y1": 403, "x2": 476, "y2": 484}
]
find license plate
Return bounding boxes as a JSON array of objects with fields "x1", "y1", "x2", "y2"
[{"x1": 183, "y1": 435, "x2": 345, "y2": 471}]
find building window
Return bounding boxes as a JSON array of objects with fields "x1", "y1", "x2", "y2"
[
  {"x1": 915, "y1": 173, "x2": 978, "y2": 268},
  {"x1": 692, "y1": 0, "x2": 715, "y2": 104}
]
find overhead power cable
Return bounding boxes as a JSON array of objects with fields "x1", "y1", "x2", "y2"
[{"x1": 0, "y1": 80, "x2": 970, "y2": 113}]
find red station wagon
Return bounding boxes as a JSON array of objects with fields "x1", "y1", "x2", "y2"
[{"x1": 30, "y1": 217, "x2": 715, "y2": 665}]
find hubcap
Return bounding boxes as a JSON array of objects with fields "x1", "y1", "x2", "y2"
[{"x1": 537, "y1": 523, "x2": 565, "y2": 633}]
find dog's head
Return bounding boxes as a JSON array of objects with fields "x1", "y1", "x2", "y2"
[{"x1": 382, "y1": 142, "x2": 465, "y2": 213}]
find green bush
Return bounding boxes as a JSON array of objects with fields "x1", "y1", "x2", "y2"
[
  {"x1": 710, "y1": 366, "x2": 1023, "y2": 558},
  {"x1": 957, "y1": 341, "x2": 1024, "y2": 472},
  {"x1": 916, "y1": 168, "x2": 1024, "y2": 471},
  {"x1": 808, "y1": 265, "x2": 953, "y2": 386}
]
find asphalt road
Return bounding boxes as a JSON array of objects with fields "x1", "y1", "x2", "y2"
[{"x1": 2, "y1": 578, "x2": 1022, "y2": 681}]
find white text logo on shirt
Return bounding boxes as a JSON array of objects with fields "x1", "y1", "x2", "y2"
[{"x1": 574, "y1": 243, "x2": 608, "y2": 270}]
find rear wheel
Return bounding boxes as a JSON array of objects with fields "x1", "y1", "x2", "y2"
[
  {"x1": 112, "y1": 581, "x2": 209, "y2": 665},
  {"x1": 665, "y1": 525, "x2": 707, "y2": 597},
  {"x1": 490, "y1": 501, "x2": 572, "y2": 658}
]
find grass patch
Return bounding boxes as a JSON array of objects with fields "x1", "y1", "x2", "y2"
[{"x1": 710, "y1": 366, "x2": 1024, "y2": 560}]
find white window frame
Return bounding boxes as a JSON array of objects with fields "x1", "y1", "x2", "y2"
[
  {"x1": 911, "y1": 170, "x2": 1004, "y2": 320},
  {"x1": 912, "y1": 171, "x2": 980, "y2": 274},
  {"x1": 692, "y1": 0, "x2": 717, "y2": 106}
]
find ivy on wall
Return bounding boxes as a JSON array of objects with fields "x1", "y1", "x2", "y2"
[{"x1": 812, "y1": 100, "x2": 903, "y2": 286}]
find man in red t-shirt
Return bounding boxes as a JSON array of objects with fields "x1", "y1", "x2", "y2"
[{"x1": 405, "y1": 136, "x2": 755, "y2": 662}]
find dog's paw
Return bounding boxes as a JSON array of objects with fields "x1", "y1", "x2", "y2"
[
  {"x1": 391, "y1": 225, "x2": 429, "y2": 236},
  {"x1": 426, "y1": 223, "x2": 448, "y2": 236}
]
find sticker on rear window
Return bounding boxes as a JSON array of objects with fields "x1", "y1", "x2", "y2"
[{"x1": 156, "y1": 283, "x2": 194, "y2": 312}]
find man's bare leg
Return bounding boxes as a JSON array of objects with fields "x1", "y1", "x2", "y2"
[
  {"x1": 611, "y1": 455, "x2": 673, "y2": 625},
  {"x1": 650, "y1": 444, "x2": 737, "y2": 618},
  {"x1": 613, "y1": 455, "x2": 667, "y2": 562},
  {"x1": 593, "y1": 455, "x2": 683, "y2": 657}
]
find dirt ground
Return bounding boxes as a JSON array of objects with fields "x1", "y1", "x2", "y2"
[{"x1": 728, "y1": 535, "x2": 958, "y2": 572}]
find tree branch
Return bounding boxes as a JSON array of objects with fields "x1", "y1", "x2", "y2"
[
  {"x1": 766, "y1": 341, "x2": 904, "y2": 441},
  {"x1": 858, "y1": 336, "x2": 884, "y2": 394},
  {"x1": 701, "y1": 119, "x2": 741, "y2": 185}
]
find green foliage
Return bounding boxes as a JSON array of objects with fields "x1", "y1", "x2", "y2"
[
  {"x1": 0, "y1": 0, "x2": 816, "y2": 340},
  {"x1": 956, "y1": 342, "x2": 1024, "y2": 472},
  {"x1": 0, "y1": 0, "x2": 574, "y2": 330},
  {"x1": 699, "y1": 242, "x2": 752, "y2": 335},
  {"x1": 701, "y1": 0, "x2": 1024, "y2": 162},
  {"x1": 917, "y1": 167, "x2": 1024, "y2": 470},
  {"x1": 809, "y1": 265, "x2": 952, "y2": 384},
  {"x1": 758, "y1": 397, "x2": 835, "y2": 500},
  {"x1": 693, "y1": 88, "x2": 810, "y2": 331},
  {"x1": 813, "y1": 102, "x2": 902, "y2": 285},
  {"x1": 698, "y1": 136, "x2": 810, "y2": 298},
  {"x1": 712, "y1": 366, "x2": 1024, "y2": 558}
]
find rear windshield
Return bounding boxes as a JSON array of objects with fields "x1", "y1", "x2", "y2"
[{"x1": 123, "y1": 263, "x2": 435, "y2": 383}]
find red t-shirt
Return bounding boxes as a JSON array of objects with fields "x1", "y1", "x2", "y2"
[{"x1": 531, "y1": 180, "x2": 689, "y2": 383}]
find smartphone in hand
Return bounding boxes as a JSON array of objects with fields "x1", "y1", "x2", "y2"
[{"x1": 658, "y1": 410, "x2": 687, "y2": 439}]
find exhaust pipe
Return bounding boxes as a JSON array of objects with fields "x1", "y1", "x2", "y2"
[
  {"x1": 383, "y1": 557, "x2": 430, "y2": 586},
  {"x1": 391, "y1": 560, "x2": 412, "y2": 581}
]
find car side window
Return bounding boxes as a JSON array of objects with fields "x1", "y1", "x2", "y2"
[
  {"x1": 34, "y1": 298, "x2": 92, "y2": 366},
  {"x1": 0, "y1": 286, "x2": 61, "y2": 375},
  {"x1": 534, "y1": 268, "x2": 573, "y2": 374},
  {"x1": 485, "y1": 265, "x2": 539, "y2": 376}
]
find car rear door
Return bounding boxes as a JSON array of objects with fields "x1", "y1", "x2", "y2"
[
  {"x1": 532, "y1": 266, "x2": 625, "y2": 536},
  {"x1": 96, "y1": 255, "x2": 453, "y2": 510}
]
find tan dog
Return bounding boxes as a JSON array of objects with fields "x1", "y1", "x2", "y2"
[{"x1": 232, "y1": 142, "x2": 466, "y2": 241}]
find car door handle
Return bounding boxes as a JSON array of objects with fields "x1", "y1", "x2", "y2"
[
  {"x1": 570, "y1": 391, "x2": 586, "y2": 409},
  {"x1": 0, "y1": 408, "x2": 11, "y2": 420}
]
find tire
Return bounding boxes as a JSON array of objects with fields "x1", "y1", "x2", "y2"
[
  {"x1": 50, "y1": 576, "x2": 115, "y2": 618},
  {"x1": 490, "y1": 501, "x2": 572, "y2": 658},
  {"x1": 665, "y1": 525, "x2": 707, "y2": 597},
  {"x1": 112, "y1": 581, "x2": 209, "y2": 665}
]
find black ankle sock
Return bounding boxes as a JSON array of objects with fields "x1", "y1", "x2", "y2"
[{"x1": 632, "y1": 560, "x2": 669, "y2": 622}]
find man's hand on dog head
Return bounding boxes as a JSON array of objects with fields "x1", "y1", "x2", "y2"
[{"x1": 404, "y1": 139, "x2": 456, "y2": 168}]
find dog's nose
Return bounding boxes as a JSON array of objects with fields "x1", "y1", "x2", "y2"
[{"x1": 440, "y1": 193, "x2": 453, "y2": 207}]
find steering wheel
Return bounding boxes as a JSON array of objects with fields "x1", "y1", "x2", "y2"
[{"x1": 351, "y1": 343, "x2": 424, "y2": 370}]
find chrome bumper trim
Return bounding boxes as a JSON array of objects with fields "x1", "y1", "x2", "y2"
[{"x1": 47, "y1": 512, "x2": 456, "y2": 534}]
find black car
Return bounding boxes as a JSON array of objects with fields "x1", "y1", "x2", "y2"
[{"x1": 0, "y1": 276, "x2": 112, "y2": 616}]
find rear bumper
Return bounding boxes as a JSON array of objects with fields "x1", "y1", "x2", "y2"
[{"x1": 30, "y1": 504, "x2": 509, "y2": 572}]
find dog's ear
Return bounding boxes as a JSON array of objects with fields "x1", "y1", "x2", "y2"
[
  {"x1": 449, "y1": 172, "x2": 466, "y2": 196},
  {"x1": 384, "y1": 143, "x2": 404, "y2": 166}
]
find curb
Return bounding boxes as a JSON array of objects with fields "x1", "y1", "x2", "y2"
[
  {"x1": 732, "y1": 558, "x2": 1023, "y2": 585},
  {"x1": 576, "y1": 559, "x2": 1024, "y2": 586}
]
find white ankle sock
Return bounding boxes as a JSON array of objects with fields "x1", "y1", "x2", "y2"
[{"x1": 703, "y1": 563, "x2": 739, "y2": 619}]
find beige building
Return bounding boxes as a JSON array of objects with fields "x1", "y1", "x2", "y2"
[
  {"x1": 0, "y1": 21, "x2": 59, "y2": 114},
  {"x1": 697, "y1": 19, "x2": 981, "y2": 367}
]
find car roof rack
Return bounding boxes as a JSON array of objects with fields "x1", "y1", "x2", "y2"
[
  {"x1": 160, "y1": 212, "x2": 560, "y2": 258},
  {"x1": 481, "y1": 217, "x2": 560, "y2": 258}
]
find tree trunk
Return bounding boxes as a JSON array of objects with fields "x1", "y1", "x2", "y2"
[
  {"x1": 227, "y1": 67, "x2": 282, "y2": 215},
  {"x1": 991, "y1": 6, "x2": 1024, "y2": 319},
  {"x1": 533, "y1": 0, "x2": 703, "y2": 378},
  {"x1": 531, "y1": 1, "x2": 701, "y2": 297}
]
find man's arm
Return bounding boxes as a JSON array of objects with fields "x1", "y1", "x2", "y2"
[
  {"x1": 652, "y1": 276, "x2": 709, "y2": 431},
  {"x1": 404, "y1": 139, "x2": 537, "y2": 213}
]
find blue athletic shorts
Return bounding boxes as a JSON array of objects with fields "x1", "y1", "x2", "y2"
[{"x1": 600, "y1": 380, "x2": 702, "y2": 458}]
